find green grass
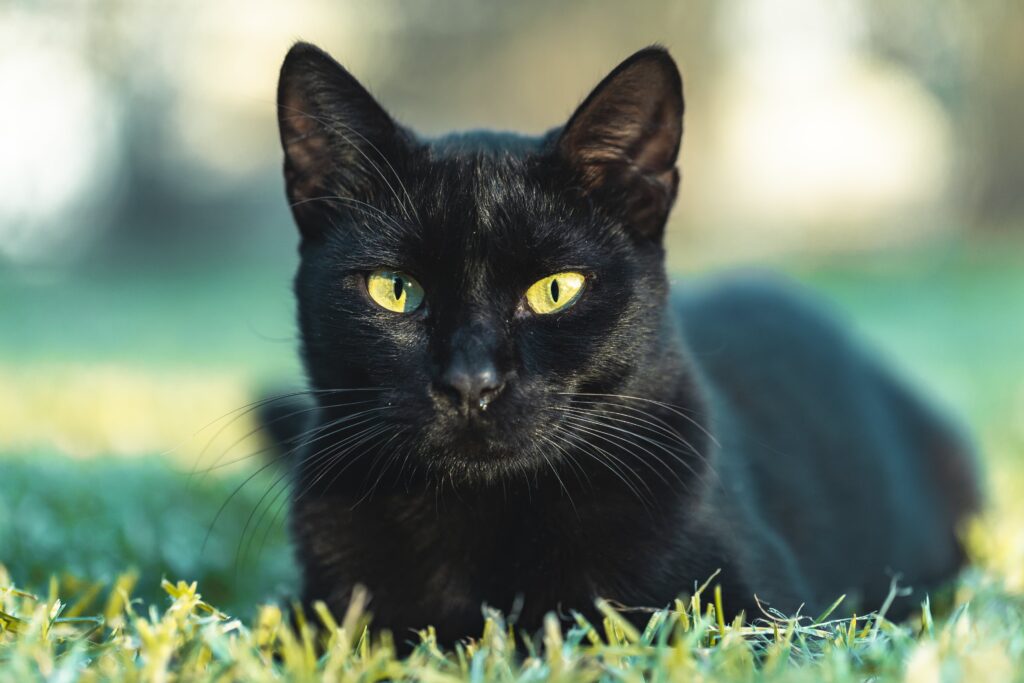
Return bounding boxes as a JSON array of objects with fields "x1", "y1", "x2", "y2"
[
  {"x1": 4, "y1": 449, "x2": 1019, "y2": 681},
  {"x1": 6, "y1": 454, "x2": 1021, "y2": 681},
  {"x1": 3, "y1": 546, "x2": 1024, "y2": 681},
  {"x1": 2, "y1": 244, "x2": 1023, "y2": 679},
  {"x1": 0, "y1": 456, "x2": 298, "y2": 618}
]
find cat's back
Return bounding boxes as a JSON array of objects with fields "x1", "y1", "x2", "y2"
[
  {"x1": 672, "y1": 273, "x2": 884, "y2": 434},
  {"x1": 672, "y1": 274, "x2": 979, "y2": 614}
]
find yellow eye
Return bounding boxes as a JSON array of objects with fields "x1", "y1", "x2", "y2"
[
  {"x1": 366, "y1": 270, "x2": 424, "y2": 313},
  {"x1": 525, "y1": 272, "x2": 586, "y2": 314}
]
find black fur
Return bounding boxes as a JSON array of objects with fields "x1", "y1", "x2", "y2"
[{"x1": 271, "y1": 42, "x2": 981, "y2": 645}]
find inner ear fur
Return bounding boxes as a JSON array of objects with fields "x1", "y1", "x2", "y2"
[
  {"x1": 277, "y1": 42, "x2": 404, "y2": 233},
  {"x1": 558, "y1": 47, "x2": 684, "y2": 240}
]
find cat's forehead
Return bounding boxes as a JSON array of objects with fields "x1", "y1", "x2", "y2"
[
  {"x1": 361, "y1": 148, "x2": 605, "y2": 294},
  {"x1": 412, "y1": 150, "x2": 557, "y2": 243},
  {"x1": 328, "y1": 141, "x2": 617, "y2": 287},
  {"x1": 420, "y1": 143, "x2": 533, "y2": 199}
]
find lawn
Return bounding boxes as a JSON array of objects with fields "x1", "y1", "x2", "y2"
[{"x1": 1, "y1": 244, "x2": 1022, "y2": 680}]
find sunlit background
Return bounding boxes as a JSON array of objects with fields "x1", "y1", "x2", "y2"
[{"x1": 2, "y1": 0, "x2": 1022, "y2": 612}]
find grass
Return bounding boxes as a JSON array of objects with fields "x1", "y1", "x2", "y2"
[
  {"x1": 0, "y1": 456, "x2": 298, "y2": 617},
  {"x1": 3, "y1": 529, "x2": 1024, "y2": 681},
  {"x1": 2, "y1": 244, "x2": 1023, "y2": 679},
  {"x1": 5, "y1": 452, "x2": 1023, "y2": 680}
]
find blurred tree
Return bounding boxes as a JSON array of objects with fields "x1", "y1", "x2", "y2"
[
  {"x1": 963, "y1": 1, "x2": 1024, "y2": 230},
  {"x1": 865, "y1": 0, "x2": 1024, "y2": 231}
]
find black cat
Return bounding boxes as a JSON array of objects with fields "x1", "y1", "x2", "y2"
[{"x1": 270, "y1": 42, "x2": 981, "y2": 644}]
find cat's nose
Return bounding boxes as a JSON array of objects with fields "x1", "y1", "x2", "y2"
[{"x1": 438, "y1": 361, "x2": 505, "y2": 414}]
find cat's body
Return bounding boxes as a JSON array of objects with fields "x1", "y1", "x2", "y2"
[{"x1": 272, "y1": 43, "x2": 980, "y2": 645}]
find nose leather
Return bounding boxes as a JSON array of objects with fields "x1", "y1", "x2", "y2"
[
  {"x1": 436, "y1": 319, "x2": 506, "y2": 413},
  {"x1": 441, "y1": 360, "x2": 503, "y2": 412}
]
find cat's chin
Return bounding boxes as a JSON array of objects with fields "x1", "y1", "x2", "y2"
[
  {"x1": 428, "y1": 452, "x2": 545, "y2": 487},
  {"x1": 418, "y1": 430, "x2": 549, "y2": 485}
]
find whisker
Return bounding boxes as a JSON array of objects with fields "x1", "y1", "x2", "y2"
[
  {"x1": 558, "y1": 391, "x2": 720, "y2": 447},
  {"x1": 546, "y1": 428, "x2": 654, "y2": 510},
  {"x1": 349, "y1": 428, "x2": 411, "y2": 509},
  {"x1": 390, "y1": 433, "x2": 418, "y2": 491},
  {"x1": 280, "y1": 104, "x2": 420, "y2": 224},
  {"x1": 196, "y1": 401, "x2": 385, "y2": 486},
  {"x1": 555, "y1": 408, "x2": 702, "y2": 484},
  {"x1": 183, "y1": 387, "x2": 389, "y2": 478},
  {"x1": 559, "y1": 400, "x2": 707, "y2": 463},
  {"x1": 555, "y1": 414, "x2": 682, "y2": 488},
  {"x1": 540, "y1": 448, "x2": 577, "y2": 516},
  {"x1": 290, "y1": 195, "x2": 406, "y2": 234},
  {"x1": 190, "y1": 397, "x2": 382, "y2": 485},
  {"x1": 537, "y1": 433, "x2": 592, "y2": 493},
  {"x1": 204, "y1": 406, "x2": 390, "y2": 555},
  {"x1": 236, "y1": 418, "x2": 390, "y2": 571},
  {"x1": 250, "y1": 421, "x2": 396, "y2": 566},
  {"x1": 300, "y1": 420, "x2": 396, "y2": 496}
]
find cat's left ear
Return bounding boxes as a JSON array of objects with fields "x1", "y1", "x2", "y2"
[
  {"x1": 277, "y1": 42, "x2": 407, "y2": 235},
  {"x1": 557, "y1": 47, "x2": 684, "y2": 241}
]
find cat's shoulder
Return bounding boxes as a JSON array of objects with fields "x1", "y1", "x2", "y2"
[
  {"x1": 670, "y1": 271, "x2": 857, "y2": 359},
  {"x1": 672, "y1": 270, "x2": 842, "y2": 328}
]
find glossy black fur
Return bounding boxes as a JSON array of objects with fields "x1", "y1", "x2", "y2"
[{"x1": 272, "y1": 42, "x2": 981, "y2": 645}]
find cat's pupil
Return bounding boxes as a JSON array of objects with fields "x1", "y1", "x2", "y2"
[
  {"x1": 393, "y1": 276, "x2": 403, "y2": 300},
  {"x1": 551, "y1": 279, "x2": 560, "y2": 302}
]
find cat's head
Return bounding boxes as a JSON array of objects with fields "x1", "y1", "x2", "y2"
[{"x1": 277, "y1": 43, "x2": 684, "y2": 484}]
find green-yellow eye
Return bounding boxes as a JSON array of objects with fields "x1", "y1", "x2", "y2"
[
  {"x1": 366, "y1": 270, "x2": 424, "y2": 313},
  {"x1": 525, "y1": 272, "x2": 586, "y2": 314}
]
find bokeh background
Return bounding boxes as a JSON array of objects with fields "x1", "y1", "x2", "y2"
[{"x1": 2, "y1": 0, "x2": 1022, "y2": 613}]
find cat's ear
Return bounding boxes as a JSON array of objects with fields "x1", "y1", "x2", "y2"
[
  {"x1": 277, "y1": 42, "x2": 406, "y2": 233},
  {"x1": 557, "y1": 47, "x2": 684, "y2": 241}
]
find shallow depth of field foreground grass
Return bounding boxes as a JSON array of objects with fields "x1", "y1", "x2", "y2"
[
  {"x1": 3, "y1": 518, "x2": 1024, "y2": 682},
  {"x1": 3, "y1": 456, "x2": 1024, "y2": 681}
]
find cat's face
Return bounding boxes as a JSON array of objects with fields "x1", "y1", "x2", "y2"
[{"x1": 277, "y1": 44, "x2": 684, "y2": 483}]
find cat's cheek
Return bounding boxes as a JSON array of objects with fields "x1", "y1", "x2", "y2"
[{"x1": 514, "y1": 333, "x2": 595, "y2": 383}]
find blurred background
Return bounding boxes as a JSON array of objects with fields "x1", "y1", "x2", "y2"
[{"x1": 1, "y1": 0, "x2": 1022, "y2": 613}]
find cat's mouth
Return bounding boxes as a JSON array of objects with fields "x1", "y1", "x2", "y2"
[
  {"x1": 417, "y1": 399, "x2": 557, "y2": 474},
  {"x1": 438, "y1": 413, "x2": 511, "y2": 452}
]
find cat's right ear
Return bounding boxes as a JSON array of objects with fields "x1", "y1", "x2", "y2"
[{"x1": 277, "y1": 42, "x2": 405, "y2": 235}]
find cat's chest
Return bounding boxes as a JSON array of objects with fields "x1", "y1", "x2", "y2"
[{"x1": 295, "y1": 490, "x2": 601, "y2": 604}]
